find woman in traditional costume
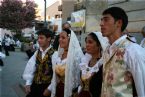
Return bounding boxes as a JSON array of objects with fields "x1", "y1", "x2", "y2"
[
  {"x1": 45, "y1": 29, "x2": 84, "y2": 97},
  {"x1": 78, "y1": 32, "x2": 108, "y2": 97}
]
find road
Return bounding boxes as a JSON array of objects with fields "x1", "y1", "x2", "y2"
[{"x1": 1, "y1": 51, "x2": 28, "y2": 97}]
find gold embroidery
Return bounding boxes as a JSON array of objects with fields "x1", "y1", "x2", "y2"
[
  {"x1": 33, "y1": 48, "x2": 54, "y2": 84},
  {"x1": 55, "y1": 64, "x2": 66, "y2": 77}
]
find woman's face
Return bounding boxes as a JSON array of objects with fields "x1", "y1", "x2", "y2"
[
  {"x1": 85, "y1": 35, "x2": 100, "y2": 55},
  {"x1": 59, "y1": 31, "x2": 69, "y2": 49}
]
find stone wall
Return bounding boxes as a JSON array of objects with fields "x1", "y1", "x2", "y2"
[
  {"x1": 85, "y1": 0, "x2": 108, "y2": 33},
  {"x1": 62, "y1": 0, "x2": 75, "y2": 23}
]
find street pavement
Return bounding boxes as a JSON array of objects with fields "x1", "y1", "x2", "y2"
[{"x1": 1, "y1": 51, "x2": 28, "y2": 97}]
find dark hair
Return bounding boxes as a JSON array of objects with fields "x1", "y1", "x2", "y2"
[
  {"x1": 53, "y1": 35, "x2": 59, "y2": 50},
  {"x1": 36, "y1": 29, "x2": 53, "y2": 38},
  {"x1": 142, "y1": 26, "x2": 145, "y2": 36},
  {"x1": 87, "y1": 33, "x2": 101, "y2": 47},
  {"x1": 103, "y1": 7, "x2": 128, "y2": 32},
  {"x1": 62, "y1": 22, "x2": 71, "y2": 30},
  {"x1": 62, "y1": 28, "x2": 71, "y2": 36}
]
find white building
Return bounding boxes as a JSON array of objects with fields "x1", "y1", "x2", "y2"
[
  {"x1": 22, "y1": 27, "x2": 36, "y2": 38},
  {"x1": 0, "y1": 28, "x2": 12, "y2": 39}
]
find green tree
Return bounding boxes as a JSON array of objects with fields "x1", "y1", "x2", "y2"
[{"x1": 0, "y1": 0, "x2": 37, "y2": 34}]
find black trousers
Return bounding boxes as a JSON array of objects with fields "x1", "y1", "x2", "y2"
[
  {"x1": 4, "y1": 46, "x2": 9, "y2": 56},
  {"x1": 0, "y1": 59, "x2": 4, "y2": 66},
  {"x1": 10, "y1": 44, "x2": 15, "y2": 51},
  {"x1": 26, "y1": 83, "x2": 50, "y2": 97}
]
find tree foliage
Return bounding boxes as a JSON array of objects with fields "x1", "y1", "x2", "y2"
[{"x1": 0, "y1": 0, "x2": 37, "y2": 33}]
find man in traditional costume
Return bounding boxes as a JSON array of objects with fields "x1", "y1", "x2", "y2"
[
  {"x1": 23, "y1": 29, "x2": 54, "y2": 97},
  {"x1": 100, "y1": 7, "x2": 145, "y2": 97}
]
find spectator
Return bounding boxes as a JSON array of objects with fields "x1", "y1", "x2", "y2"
[
  {"x1": 0, "y1": 52, "x2": 6, "y2": 66},
  {"x1": 4, "y1": 35, "x2": 11, "y2": 56}
]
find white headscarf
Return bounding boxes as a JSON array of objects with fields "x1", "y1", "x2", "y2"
[
  {"x1": 51, "y1": 30, "x2": 84, "y2": 97},
  {"x1": 80, "y1": 32, "x2": 109, "y2": 73},
  {"x1": 93, "y1": 32, "x2": 109, "y2": 52}
]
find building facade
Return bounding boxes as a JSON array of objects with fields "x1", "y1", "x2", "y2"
[
  {"x1": 46, "y1": 1, "x2": 62, "y2": 20},
  {"x1": 60, "y1": 0, "x2": 145, "y2": 45},
  {"x1": 45, "y1": 0, "x2": 62, "y2": 34},
  {"x1": 108, "y1": 0, "x2": 145, "y2": 43}
]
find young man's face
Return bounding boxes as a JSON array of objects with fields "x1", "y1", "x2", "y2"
[
  {"x1": 38, "y1": 35, "x2": 51, "y2": 48},
  {"x1": 100, "y1": 14, "x2": 119, "y2": 37}
]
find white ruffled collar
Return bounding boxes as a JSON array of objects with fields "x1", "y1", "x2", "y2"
[{"x1": 79, "y1": 53, "x2": 103, "y2": 74}]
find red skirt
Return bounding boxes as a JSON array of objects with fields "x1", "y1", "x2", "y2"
[
  {"x1": 55, "y1": 81, "x2": 78, "y2": 97},
  {"x1": 56, "y1": 82, "x2": 64, "y2": 97},
  {"x1": 79, "y1": 90, "x2": 92, "y2": 97}
]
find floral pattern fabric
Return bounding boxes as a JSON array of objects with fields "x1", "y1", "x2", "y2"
[{"x1": 101, "y1": 39, "x2": 133, "y2": 97}]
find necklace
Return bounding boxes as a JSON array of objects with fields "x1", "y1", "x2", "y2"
[
  {"x1": 89, "y1": 58, "x2": 100, "y2": 67},
  {"x1": 61, "y1": 51, "x2": 67, "y2": 60}
]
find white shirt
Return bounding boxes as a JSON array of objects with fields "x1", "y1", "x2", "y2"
[
  {"x1": 16, "y1": 40, "x2": 21, "y2": 48},
  {"x1": 106, "y1": 35, "x2": 145, "y2": 96},
  {"x1": 47, "y1": 51, "x2": 67, "y2": 91},
  {"x1": 5, "y1": 37, "x2": 11, "y2": 46},
  {"x1": 79, "y1": 53, "x2": 103, "y2": 75},
  {"x1": 140, "y1": 38, "x2": 145, "y2": 48},
  {"x1": 47, "y1": 50, "x2": 82, "y2": 93},
  {"x1": 0, "y1": 52, "x2": 5, "y2": 59},
  {"x1": 10, "y1": 39, "x2": 15, "y2": 45},
  {"x1": 78, "y1": 53, "x2": 103, "y2": 93},
  {"x1": 22, "y1": 46, "x2": 52, "y2": 85}
]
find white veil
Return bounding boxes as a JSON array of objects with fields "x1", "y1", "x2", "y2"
[
  {"x1": 79, "y1": 32, "x2": 109, "y2": 73},
  {"x1": 64, "y1": 30, "x2": 84, "y2": 97},
  {"x1": 93, "y1": 32, "x2": 109, "y2": 52},
  {"x1": 51, "y1": 30, "x2": 84, "y2": 97},
  {"x1": 82, "y1": 31, "x2": 109, "y2": 62}
]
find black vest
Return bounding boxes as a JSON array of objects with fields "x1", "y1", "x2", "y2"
[{"x1": 33, "y1": 48, "x2": 54, "y2": 84}]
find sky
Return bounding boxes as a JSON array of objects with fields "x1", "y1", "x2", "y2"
[
  {"x1": 0, "y1": 0, "x2": 59, "y2": 19},
  {"x1": 21, "y1": 0, "x2": 58, "y2": 13},
  {"x1": 34, "y1": 0, "x2": 58, "y2": 12}
]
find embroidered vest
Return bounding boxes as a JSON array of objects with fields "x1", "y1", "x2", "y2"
[
  {"x1": 101, "y1": 39, "x2": 134, "y2": 97},
  {"x1": 33, "y1": 48, "x2": 54, "y2": 84}
]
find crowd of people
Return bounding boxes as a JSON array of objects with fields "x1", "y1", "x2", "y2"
[
  {"x1": 22, "y1": 7, "x2": 145, "y2": 97},
  {"x1": 0, "y1": 34, "x2": 21, "y2": 66}
]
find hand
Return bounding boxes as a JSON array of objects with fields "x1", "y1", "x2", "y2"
[
  {"x1": 43, "y1": 89, "x2": 51, "y2": 97},
  {"x1": 25, "y1": 85, "x2": 31, "y2": 94},
  {"x1": 73, "y1": 92, "x2": 79, "y2": 97}
]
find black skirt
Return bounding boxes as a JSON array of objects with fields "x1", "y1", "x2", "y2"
[
  {"x1": 26, "y1": 82, "x2": 50, "y2": 97},
  {"x1": 79, "y1": 65, "x2": 103, "y2": 97}
]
